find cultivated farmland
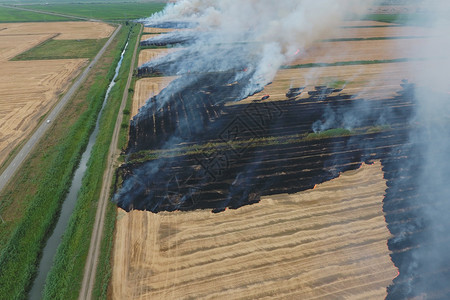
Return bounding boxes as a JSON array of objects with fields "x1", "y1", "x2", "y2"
[
  {"x1": 112, "y1": 162, "x2": 396, "y2": 299},
  {"x1": 143, "y1": 27, "x2": 176, "y2": 34},
  {"x1": 132, "y1": 76, "x2": 178, "y2": 117},
  {"x1": 0, "y1": 21, "x2": 114, "y2": 39},
  {"x1": 110, "y1": 17, "x2": 433, "y2": 299},
  {"x1": 138, "y1": 48, "x2": 180, "y2": 66},
  {"x1": 0, "y1": 21, "x2": 114, "y2": 167}
]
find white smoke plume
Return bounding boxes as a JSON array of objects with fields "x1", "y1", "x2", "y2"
[
  {"x1": 387, "y1": 1, "x2": 450, "y2": 298},
  {"x1": 140, "y1": 0, "x2": 376, "y2": 100}
]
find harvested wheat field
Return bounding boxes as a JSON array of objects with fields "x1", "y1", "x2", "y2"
[
  {"x1": 0, "y1": 59, "x2": 88, "y2": 165},
  {"x1": 241, "y1": 21, "x2": 436, "y2": 104},
  {"x1": 132, "y1": 77, "x2": 178, "y2": 117},
  {"x1": 0, "y1": 21, "x2": 115, "y2": 39},
  {"x1": 0, "y1": 33, "x2": 56, "y2": 61},
  {"x1": 290, "y1": 37, "x2": 434, "y2": 66},
  {"x1": 112, "y1": 161, "x2": 397, "y2": 299},
  {"x1": 290, "y1": 23, "x2": 433, "y2": 67},
  {"x1": 138, "y1": 48, "x2": 180, "y2": 66},
  {"x1": 340, "y1": 21, "x2": 395, "y2": 27},
  {"x1": 241, "y1": 61, "x2": 428, "y2": 103},
  {"x1": 332, "y1": 25, "x2": 431, "y2": 39},
  {"x1": 141, "y1": 34, "x2": 158, "y2": 42},
  {"x1": 143, "y1": 27, "x2": 177, "y2": 34},
  {"x1": 0, "y1": 21, "x2": 114, "y2": 166}
]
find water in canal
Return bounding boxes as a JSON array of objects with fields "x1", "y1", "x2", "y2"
[{"x1": 29, "y1": 41, "x2": 129, "y2": 300}]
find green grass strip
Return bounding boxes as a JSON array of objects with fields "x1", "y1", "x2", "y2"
[
  {"x1": 92, "y1": 23, "x2": 142, "y2": 300},
  {"x1": 321, "y1": 36, "x2": 429, "y2": 43},
  {"x1": 362, "y1": 14, "x2": 434, "y2": 26},
  {"x1": 23, "y1": 3, "x2": 166, "y2": 20},
  {"x1": 42, "y1": 24, "x2": 140, "y2": 300},
  {"x1": 0, "y1": 5, "x2": 72, "y2": 22},
  {"x1": 127, "y1": 126, "x2": 393, "y2": 165},
  {"x1": 0, "y1": 29, "x2": 124, "y2": 300},
  {"x1": 13, "y1": 38, "x2": 107, "y2": 61},
  {"x1": 340, "y1": 25, "x2": 404, "y2": 29},
  {"x1": 283, "y1": 58, "x2": 424, "y2": 69}
]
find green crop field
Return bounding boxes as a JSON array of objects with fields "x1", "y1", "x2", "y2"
[
  {"x1": 13, "y1": 38, "x2": 107, "y2": 60},
  {"x1": 23, "y1": 2, "x2": 166, "y2": 20},
  {"x1": 0, "y1": 5, "x2": 72, "y2": 22}
]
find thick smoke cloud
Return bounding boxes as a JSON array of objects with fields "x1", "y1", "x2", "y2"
[
  {"x1": 387, "y1": 1, "x2": 450, "y2": 298},
  {"x1": 115, "y1": 0, "x2": 378, "y2": 208},
  {"x1": 139, "y1": 0, "x2": 375, "y2": 101}
]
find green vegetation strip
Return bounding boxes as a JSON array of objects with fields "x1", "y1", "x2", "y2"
[
  {"x1": 363, "y1": 14, "x2": 434, "y2": 26},
  {"x1": 340, "y1": 25, "x2": 404, "y2": 29},
  {"x1": 283, "y1": 58, "x2": 424, "y2": 69},
  {"x1": 24, "y1": 2, "x2": 166, "y2": 20},
  {"x1": 0, "y1": 5, "x2": 72, "y2": 22},
  {"x1": 13, "y1": 38, "x2": 107, "y2": 60},
  {"x1": 321, "y1": 36, "x2": 429, "y2": 43},
  {"x1": 92, "y1": 23, "x2": 142, "y2": 300},
  {"x1": 118, "y1": 31, "x2": 143, "y2": 152},
  {"x1": 0, "y1": 26, "x2": 125, "y2": 300},
  {"x1": 91, "y1": 201, "x2": 117, "y2": 300},
  {"x1": 42, "y1": 24, "x2": 141, "y2": 300},
  {"x1": 127, "y1": 126, "x2": 392, "y2": 165}
]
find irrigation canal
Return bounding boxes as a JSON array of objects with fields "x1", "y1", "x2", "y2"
[{"x1": 28, "y1": 41, "x2": 129, "y2": 299}]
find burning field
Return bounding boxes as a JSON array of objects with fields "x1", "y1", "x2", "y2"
[
  {"x1": 0, "y1": 21, "x2": 114, "y2": 167},
  {"x1": 112, "y1": 1, "x2": 450, "y2": 299}
]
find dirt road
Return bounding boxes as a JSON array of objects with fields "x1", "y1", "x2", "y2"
[{"x1": 78, "y1": 24, "x2": 143, "y2": 300}]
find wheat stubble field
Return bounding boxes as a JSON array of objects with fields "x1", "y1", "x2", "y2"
[
  {"x1": 132, "y1": 76, "x2": 178, "y2": 117},
  {"x1": 112, "y1": 162, "x2": 397, "y2": 299},
  {"x1": 110, "y1": 19, "x2": 432, "y2": 299},
  {"x1": 0, "y1": 21, "x2": 114, "y2": 166}
]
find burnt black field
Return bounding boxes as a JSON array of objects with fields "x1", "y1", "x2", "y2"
[{"x1": 114, "y1": 62, "x2": 450, "y2": 298}]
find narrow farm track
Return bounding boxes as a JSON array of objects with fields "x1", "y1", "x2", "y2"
[
  {"x1": 79, "y1": 24, "x2": 143, "y2": 300},
  {"x1": 112, "y1": 161, "x2": 397, "y2": 299}
]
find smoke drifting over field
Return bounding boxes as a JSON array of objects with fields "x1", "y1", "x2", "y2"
[
  {"x1": 386, "y1": 1, "x2": 450, "y2": 299},
  {"x1": 112, "y1": 1, "x2": 450, "y2": 298},
  {"x1": 139, "y1": 0, "x2": 375, "y2": 100}
]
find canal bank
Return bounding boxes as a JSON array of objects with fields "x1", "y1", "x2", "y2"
[{"x1": 29, "y1": 35, "x2": 130, "y2": 300}]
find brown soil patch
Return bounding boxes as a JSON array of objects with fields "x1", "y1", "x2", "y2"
[
  {"x1": 111, "y1": 161, "x2": 397, "y2": 299},
  {"x1": 132, "y1": 77, "x2": 178, "y2": 117},
  {"x1": 0, "y1": 21, "x2": 115, "y2": 39}
]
